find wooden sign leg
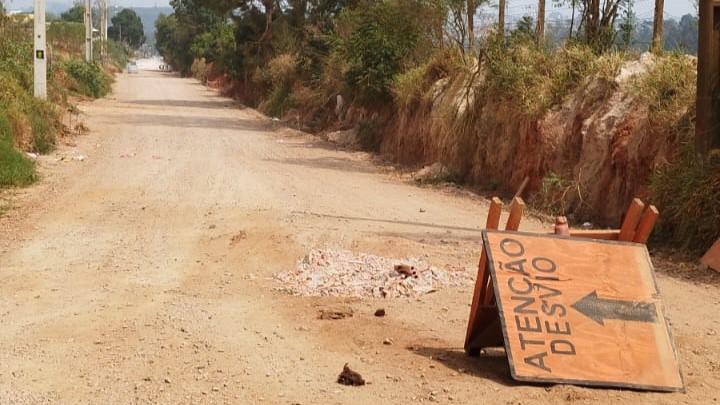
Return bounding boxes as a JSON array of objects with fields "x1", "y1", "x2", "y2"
[
  {"x1": 632, "y1": 206, "x2": 659, "y2": 244},
  {"x1": 619, "y1": 198, "x2": 645, "y2": 242},
  {"x1": 465, "y1": 198, "x2": 503, "y2": 353}
]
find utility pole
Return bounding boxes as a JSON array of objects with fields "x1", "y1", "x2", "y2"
[
  {"x1": 84, "y1": 0, "x2": 92, "y2": 62},
  {"x1": 498, "y1": 0, "x2": 506, "y2": 40},
  {"x1": 467, "y1": 0, "x2": 475, "y2": 50},
  {"x1": 33, "y1": 0, "x2": 47, "y2": 99},
  {"x1": 536, "y1": 0, "x2": 546, "y2": 47},
  {"x1": 651, "y1": 0, "x2": 664, "y2": 53},
  {"x1": 695, "y1": 0, "x2": 720, "y2": 159},
  {"x1": 99, "y1": 0, "x2": 107, "y2": 66}
]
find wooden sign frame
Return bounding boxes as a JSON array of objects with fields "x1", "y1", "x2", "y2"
[{"x1": 477, "y1": 230, "x2": 684, "y2": 392}]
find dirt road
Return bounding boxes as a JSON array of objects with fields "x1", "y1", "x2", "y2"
[{"x1": 0, "y1": 65, "x2": 718, "y2": 404}]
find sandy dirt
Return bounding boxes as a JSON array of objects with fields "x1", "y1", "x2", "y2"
[{"x1": 0, "y1": 64, "x2": 718, "y2": 405}]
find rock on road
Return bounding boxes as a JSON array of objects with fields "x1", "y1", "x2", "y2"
[{"x1": 0, "y1": 62, "x2": 718, "y2": 404}]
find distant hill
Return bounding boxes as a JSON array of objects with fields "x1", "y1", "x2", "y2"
[{"x1": 7, "y1": 2, "x2": 172, "y2": 46}]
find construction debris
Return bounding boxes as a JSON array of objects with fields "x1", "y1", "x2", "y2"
[
  {"x1": 337, "y1": 363, "x2": 365, "y2": 386},
  {"x1": 275, "y1": 248, "x2": 474, "y2": 299}
]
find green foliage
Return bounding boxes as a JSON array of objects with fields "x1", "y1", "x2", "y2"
[
  {"x1": 0, "y1": 39, "x2": 33, "y2": 91},
  {"x1": 48, "y1": 21, "x2": 85, "y2": 54},
  {"x1": 109, "y1": 9, "x2": 146, "y2": 48},
  {"x1": 392, "y1": 47, "x2": 463, "y2": 110},
  {"x1": 333, "y1": 0, "x2": 437, "y2": 106},
  {"x1": 482, "y1": 39, "x2": 619, "y2": 117},
  {"x1": 190, "y1": 22, "x2": 237, "y2": 75},
  {"x1": 156, "y1": 1, "x2": 223, "y2": 76},
  {"x1": 61, "y1": 2, "x2": 85, "y2": 23},
  {"x1": 107, "y1": 39, "x2": 131, "y2": 70},
  {"x1": 25, "y1": 99, "x2": 59, "y2": 154},
  {"x1": 0, "y1": 111, "x2": 37, "y2": 188},
  {"x1": 651, "y1": 116, "x2": 720, "y2": 253},
  {"x1": 63, "y1": 59, "x2": 113, "y2": 98}
]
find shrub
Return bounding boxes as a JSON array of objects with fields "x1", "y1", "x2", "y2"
[
  {"x1": 0, "y1": 111, "x2": 37, "y2": 187},
  {"x1": 650, "y1": 114, "x2": 719, "y2": 253},
  {"x1": 25, "y1": 98, "x2": 60, "y2": 153},
  {"x1": 632, "y1": 52, "x2": 696, "y2": 129},
  {"x1": 333, "y1": 0, "x2": 439, "y2": 107},
  {"x1": 63, "y1": 59, "x2": 113, "y2": 98},
  {"x1": 191, "y1": 58, "x2": 209, "y2": 81},
  {"x1": 356, "y1": 118, "x2": 384, "y2": 151},
  {"x1": 482, "y1": 40, "x2": 617, "y2": 117},
  {"x1": 392, "y1": 47, "x2": 463, "y2": 110}
]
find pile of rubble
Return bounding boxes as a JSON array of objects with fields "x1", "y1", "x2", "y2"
[{"x1": 275, "y1": 248, "x2": 474, "y2": 299}]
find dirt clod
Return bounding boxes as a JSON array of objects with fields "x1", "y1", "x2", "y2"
[
  {"x1": 318, "y1": 308, "x2": 353, "y2": 320},
  {"x1": 230, "y1": 231, "x2": 247, "y2": 245},
  {"x1": 337, "y1": 363, "x2": 365, "y2": 386}
]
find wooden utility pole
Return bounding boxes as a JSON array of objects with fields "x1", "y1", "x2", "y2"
[
  {"x1": 651, "y1": 0, "x2": 664, "y2": 53},
  {"x1": 537, "y1": 0, "x2": 546, "y2": 47},
  {"x1": 695, "y1": 0, "x2": 720, "y2": 158},
  {"x1": 498, "y1": 0, "x2": 506, "y2": 39},
  {"x1": 33, "y1": 0, "x2": 47, "y2": 99}
]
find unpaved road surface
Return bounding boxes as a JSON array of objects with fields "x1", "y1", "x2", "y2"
[{"x1": 1, "y1": 64, "x2": 718, "y2": 404}]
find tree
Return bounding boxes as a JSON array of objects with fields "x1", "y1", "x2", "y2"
[
  {"x1": 617, "y1": 1, "x2": 635, "y2": 50},
  {"x1": 61, "y1": 2, "x2": 85, "y2": 23},
  {"x1": 651, "y1": 0, "x2": 664, "y2": 53},
  {"x1": 536, "y1": 0, "x2": 545, "y2": 46},
  {"x1": 109, "y1": 9, "x2": 146, "y2": 48},
  {"x1": 578, "y1": 0, "x2": 630, "y2": 51}
]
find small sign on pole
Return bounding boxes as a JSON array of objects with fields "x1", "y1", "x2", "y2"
[{"x1": 33, "y1": 0, "x2": 47, "y2": 100}]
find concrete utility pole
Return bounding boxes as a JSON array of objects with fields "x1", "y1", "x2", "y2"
[
  {"x1": 536, "y1": 0, "x2": 546, "y2": 47},
  {"x1": 651, "y1": 0, "x2": 664, "y2": 53},
  {"x1": 695, "y1": 0, "x2": 720, "y2": 158},
  {"x1": 84, "y1": 0, "x2": 92, "y2": 62},
  {"x1": 99, "y1": 0, "x2": 107, "y2": 66},
  {"x1": 33, "y1": 0, "x2": 47, "y2": 100},
  {"x1": 498, "y1": 0, "x2": 506, "y2": 39}
]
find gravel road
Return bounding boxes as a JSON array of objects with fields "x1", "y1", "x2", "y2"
[{"x1": 0, "y1": 63, "x2": 717, "y2": 404}]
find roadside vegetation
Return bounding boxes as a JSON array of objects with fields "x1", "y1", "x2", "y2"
[
  {"x1": 0, "y1": 3, "x2": 131, "y2": 188},
  {"x1": 152, "y1": 0, "x2": 716, "y2": 252}
]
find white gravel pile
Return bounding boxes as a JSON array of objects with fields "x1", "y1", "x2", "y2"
[{"x1": 275, "y1": 248, "x2": 474, "y2": 299}]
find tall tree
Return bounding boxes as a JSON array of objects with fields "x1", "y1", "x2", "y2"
[
  {"x1": 61, "y1": 2, "x2": 85, "y2": 23},
  {"x1": 651, "y1": 0, "x2": 664, "y2": 53},
  {"x1": 579, "y1": 0, "x2": 626, "y2": 51},
  {"x1": 109, "y1": 9, "x2": 146, "y2": 48}
]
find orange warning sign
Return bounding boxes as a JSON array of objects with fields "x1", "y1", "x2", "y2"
[{"x1": 483, "y1": 230, "x2": 683, "y2": 391}]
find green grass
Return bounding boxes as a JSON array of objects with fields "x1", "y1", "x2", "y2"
[
  {"x1": 482, "y1": 40, "x2": 621, "y2": 117},
  {"x1": 632, "y1": 52, "x2": 696, "y2": 129},
  {"x1": 64, "y1": 59, "x2": 113, "y2": 98},
  {"x1": 0, "y1": 112, "x2": 37, "y2": 188},
  {"x1": 650, "y1": 113, "x2": 720, "y2": 253}
]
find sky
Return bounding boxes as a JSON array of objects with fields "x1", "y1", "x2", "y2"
[
  {"x1": 5, "y1": 0, "x2": 695, "y2": 18},
  {"x1": 482, "y1": 0, "x2": 696, "y2": 21},
  {"x1": 4, "y1": 0, "x2": 171, "y2": 9}
]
